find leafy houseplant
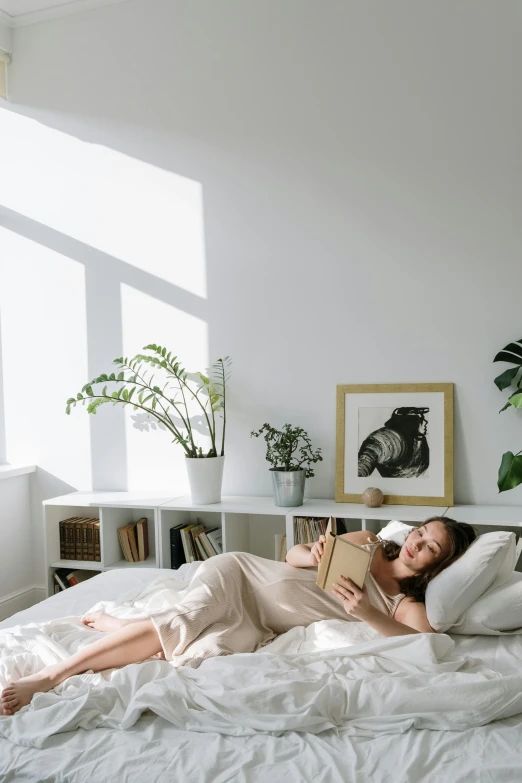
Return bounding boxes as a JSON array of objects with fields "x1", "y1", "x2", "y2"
[
  {"x1": 251, "y1": 423, "x2": 322, "y2": 507},
  {"x1": 493, "y1": 337, "x2": 522, "y2": 492},
  {"x1": 66, "y1": 344, "x2": 231, "y2": 503}
]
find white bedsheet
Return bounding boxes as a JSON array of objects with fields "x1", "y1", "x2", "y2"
[{"x1": 1, "y1": 567, "x2": 522, "y2": 783}]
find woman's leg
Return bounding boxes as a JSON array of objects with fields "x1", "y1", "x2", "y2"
[
  {"x1": 81, "y1": 609, "x2": 145, "y2": 632},
  {"x1": 1, "y1": 618, "x2": 163, "y2": 716}
]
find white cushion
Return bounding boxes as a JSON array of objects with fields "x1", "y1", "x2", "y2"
[
  {"x1": 450, "y1": 571, "x2": 522, "y2": 635},
  {"x1": 425, "y1": 531, "x2": 517, "y2": 632},
  {"x1": 377, "y1": 520, "x2": 414, "y2": 546}
]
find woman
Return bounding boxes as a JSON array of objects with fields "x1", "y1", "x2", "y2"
[{"x1": 1, "y1": 516, "x2": 476, "y2": 716}]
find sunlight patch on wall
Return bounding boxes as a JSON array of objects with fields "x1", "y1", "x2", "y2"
[
  {"x1": 0, "y1": 108, "x2": 207, "y2": 298},
  {"x1": 120, "y1": 283, "x2": 209, "y2": 492},
  {"x1": 0, "y1": 226, "x2": 91, "y2": 488}
]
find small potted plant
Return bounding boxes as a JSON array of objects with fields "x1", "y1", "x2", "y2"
[
  {"x1": 66, "y1": 344, "x2": 231, "y2": 504},
  {"x1": 251, "y1": 423, "x2": 322, "y2": 506}
]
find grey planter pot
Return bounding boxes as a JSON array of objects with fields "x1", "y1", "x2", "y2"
[{"x1": 270, "y1": 468, "x2": 306, "y2": 507}]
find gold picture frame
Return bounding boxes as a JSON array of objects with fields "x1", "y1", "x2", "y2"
[{"x1": 335, "y1": 383, "x2": 453, "y2": 506}]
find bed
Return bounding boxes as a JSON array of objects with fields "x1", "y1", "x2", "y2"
[{"x1": 1, "y1": 566, "x2": 522, "y2": 783}]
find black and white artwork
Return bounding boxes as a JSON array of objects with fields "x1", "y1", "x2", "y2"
[
  {"x1": 336, "y1": 384, "x2": 453, "y2": 505},
  {"x1": 357, "y1": 406, "x2": 430, "y2": 478}
]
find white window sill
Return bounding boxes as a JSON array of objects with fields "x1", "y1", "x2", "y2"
[{"x1": 0, "y1": 464, "x2": 36, "y2": 480}]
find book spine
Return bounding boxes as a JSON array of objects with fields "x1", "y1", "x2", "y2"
[
  {"x1": 82, "y1": 521, "x2": 89, "y2": 562},
  {"x1": 75, "y1": 521, "x2": 83, "y2": 560},
  {"x1": 59, "y1": 520, "x2": 66, "y2": 559},
  {"x1": 87, "y1": 521, "x2": 94, "y2": 561},
  {"x1": 194, "y1": 536, "x2": 209, "y2": 560},
  {"x1": 53, "y1": 569, "x2": 68, "y2": 590},
  {"x1": 94, "y1": 523, "x2": 101, "y2": 561},
  {"x1": 64, "y1": 521, "x2": 71, "y2": 559},
  {"x1": 170, "y1": 527, "x2": 187, "y2": 569}
]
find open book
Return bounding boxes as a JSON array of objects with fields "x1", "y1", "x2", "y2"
[{"x1": 316, "y1": 517, "x2": 372, "y2": 593}]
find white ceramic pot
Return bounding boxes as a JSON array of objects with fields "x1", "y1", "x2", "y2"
[{"x1": 185, "y1": 456, "x2": 225, "y2": 504}]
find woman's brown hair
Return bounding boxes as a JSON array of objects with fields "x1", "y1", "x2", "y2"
[{"x1": 380, "y1": 516, "x2": 478, "y2": 602}]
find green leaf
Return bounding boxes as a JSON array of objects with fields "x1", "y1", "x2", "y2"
[
  {"x1": 66, "y1": 405, "x2": 71, "y2": 415},
  {"x1": 493, "y1": 340, "x2": 522, "y2": 364},
  {"x1": 494, "y1": 367, "x2": 519, "y2": 391},
  {"x1": 102, "y1": 386, "x2": 108, "y2": 397},
  {"x1": 109, "y1": 373, "x2": 116, "y2": 381},
  {"x1": 508, "y1": 391, "x2": 522, "y2": 409},
  {"x1": 76, "y1": 393, "x2": 83, "y2": 400},
  {"x1": 87, "y1": 398, "x2": 108, "y2": 415},
  {"x1": 66, "y1": 397, "x2": 76, "y2": 405},
  {"x1": 118, "y1": 371, "x2": 124, "y2": 381},
  {"x1": 498, "y1": 451, "x2": 522, "y2": 492},
  {"x1": 122, "y1": 389, "x2": 129, "y2": 401}
]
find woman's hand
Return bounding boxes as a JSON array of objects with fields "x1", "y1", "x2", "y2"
[
  {"x1": 332, "y1": 575, "x2": 375, "y2": 620},
  {"x1": 310, "y1": 535, "x2": 326, "y2": 566}
]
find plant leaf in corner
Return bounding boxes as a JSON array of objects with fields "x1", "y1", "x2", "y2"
[{"x1": 498, "y1": 451, "x2": 522, "y2": 492}]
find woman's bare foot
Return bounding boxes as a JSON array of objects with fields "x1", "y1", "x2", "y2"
[
  {"x1": 81, "y1": 610, "x2": 127, "y2": 632},
  {"x1": 1, "y1": 668, "x2": 57, "y2": 715}
]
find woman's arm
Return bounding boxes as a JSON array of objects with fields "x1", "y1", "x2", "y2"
[
  {"x1": 286, "y1": 530, "x2": 378, "y2": 568},
  {"x1": 285, "y1": 541, "x2": 316, "y2": 568},
  {"x1": 332, "y1": 577, "x2": 435, "y2": 636}
]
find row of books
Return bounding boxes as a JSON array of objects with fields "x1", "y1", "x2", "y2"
[
  {"x1": 293, "y1": 516, "x2": 349, "y2": 545},
  {"x1": 118, "y1": 518, "x2": 149, "y2": 562},
  {"x1": 59, "y1": 516, "x2": 101, "y2": 561},
  {"x1": 293, "y1": 516, "x2": 329, "y2": 545},
  {"x1": 170, "y1": 522, "x2": 223, "y2": 569},
  {"x1": 52, "y1": 567, "x2": 99, "y2": 593}
]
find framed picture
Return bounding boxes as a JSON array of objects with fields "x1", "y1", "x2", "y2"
[{"x1": 335, "y1": 383, "x2": 453, "y2": 506}]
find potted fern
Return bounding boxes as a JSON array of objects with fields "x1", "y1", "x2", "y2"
[
  {"x1": 251, "y1": 423, "x2": 322, "y2": 506},
  {"x1": 493, "y1": 336, "x2": 522, "y2": 493},
  {"x1": 66, "y1": 344, "x2": 231, "y2": 504}
]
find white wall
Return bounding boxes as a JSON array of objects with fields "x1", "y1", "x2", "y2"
[
  {"x1": 0, "y1": 20, "x2": 12, "y2": 53},
  {"x1": 1, "y1": 0, "x2": 522, "y2": 581},
  {"x1": 0, "y1": 474, "x2": 42, "y2": 620}
]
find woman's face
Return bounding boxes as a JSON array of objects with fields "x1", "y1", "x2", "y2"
[{"x1": 399, "y1": 521, "x2": 451, "y2": 573}]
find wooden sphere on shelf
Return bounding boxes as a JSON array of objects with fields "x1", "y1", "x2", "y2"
[{"x1": 362, "y1": 487, "x2": 384, "y2": 508}]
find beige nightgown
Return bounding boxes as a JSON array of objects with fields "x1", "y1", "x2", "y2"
[{"x1": 150, "y1": 541, "x2": 405, "y2": 668}]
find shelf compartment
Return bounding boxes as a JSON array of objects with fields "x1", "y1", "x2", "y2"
[{"x1": 100, "y1": 506, "x2": 157, "y2": 569}]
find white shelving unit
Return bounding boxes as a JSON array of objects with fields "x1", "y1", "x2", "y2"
[{"x1": 43, "y1": 492, "x2": 522, "y2": 597}]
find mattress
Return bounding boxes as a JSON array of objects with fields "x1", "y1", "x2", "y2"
[{"x1": 1, "y1": 567, "x2": 522, "y2": 783}]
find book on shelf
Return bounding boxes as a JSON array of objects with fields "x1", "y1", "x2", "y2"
[
  {"x1": 52, "y1": 567, "x2": 99, "y2": 591},
  {"x1": 199, "y1": 529, "x2": 220, "y2": 558},
  {"x1": 206, "y1": 528, "x2": 223, "y2": 555},
  {"x1": 170, "y1": 523, "x2": 188, "y2": 569},
  {"x1": 169, "y1": 521, "x2": 223, "y2": 569},
  {"x1": 117, "y1": 523, "x2": 135, "y2": 562},
  {"x1": 58, "y1": 516, "x2": 100, "y2": 560},
  {"x1": 93, "y1": 521, "x2": 101, "y2": 561},
  {"x1": 316, "y1": 517, "x2": 371, "y2": 593},
  {"x1": 59, "y1": 516, "x2": 78, "y2": 559},
  {"x1": 136, "y1": 518, "x2": 149, "y2": 561},
  {"x1": 117, "y1": 518, "x2": 149, "y2": 563}
]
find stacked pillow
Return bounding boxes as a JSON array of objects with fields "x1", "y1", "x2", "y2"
[{"x1": 377, "y1": 520, "x2": 519, "y2": 634}]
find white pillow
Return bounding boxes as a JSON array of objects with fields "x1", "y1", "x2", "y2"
[
  {"x1": 377, "y1": 520, "x2": 414, "y2": 546},
  {"x1": 449, "y1": 571, "x2": 522, "y2": 635},
  {"x1": 425, "y1": 531, "x2": 517, "y2": 632}
]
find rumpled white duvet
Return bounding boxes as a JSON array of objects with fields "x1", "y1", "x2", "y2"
[{"x1": 2, "y1": 566, "x2": 522, "y2": 749}]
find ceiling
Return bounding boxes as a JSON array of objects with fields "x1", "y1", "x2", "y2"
[{"x1": 0, "y1": 0, "x2": 130, "y2": 26}]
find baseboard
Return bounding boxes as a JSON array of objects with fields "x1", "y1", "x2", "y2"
[{"x1": 0, "y1": 585, "x2": 46, "y2": 622}]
